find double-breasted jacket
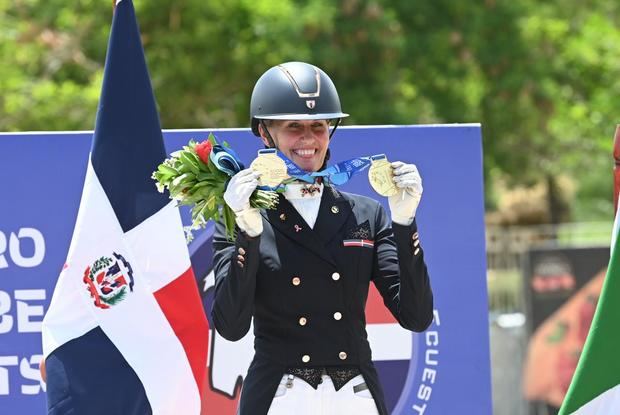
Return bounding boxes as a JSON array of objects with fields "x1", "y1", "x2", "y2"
[{"x1": 212, "y1": 184, "x2": 433, "y2": 415}]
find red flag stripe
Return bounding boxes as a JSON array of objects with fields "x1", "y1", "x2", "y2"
[
  {"x1": 365, "y1": 284, "x2": 398, "y2": 324},
  {"x1": 154, "y1": 268, "x2": 210, "y2": 394}
]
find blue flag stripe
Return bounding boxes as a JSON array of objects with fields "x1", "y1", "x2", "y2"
[
  {"x1": 46, "y1": 328, "x2": 151, "y2": 415},
  {"x1": 91, "y1": 0, "x2": 169, "y2": 233}
]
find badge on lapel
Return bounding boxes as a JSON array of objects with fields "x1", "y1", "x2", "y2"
[{"x1": 343, "y1": 220, "x2": 374, "y2": 248}]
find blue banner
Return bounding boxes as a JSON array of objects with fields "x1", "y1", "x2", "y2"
[{"x1": 0, "y1": 125, "x2": 491, "y2": 414}]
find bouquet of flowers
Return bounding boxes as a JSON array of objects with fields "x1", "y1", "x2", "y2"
[{"x1": 152, "y1": 133, "x2": 280, "y2": 241}]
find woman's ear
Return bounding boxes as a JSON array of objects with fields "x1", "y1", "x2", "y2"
[{"x1": 258, "y1": 123, "x2": 272, "y2": 147}]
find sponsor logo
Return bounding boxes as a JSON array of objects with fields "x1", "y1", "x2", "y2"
[
  {"x1": 411, "y1": 309, "x2": 441, "y2": 415},
  {"x1": 83, "y1": 252, "x2": 134, "y2": 309},
  {"x1": 305, "y1": 100, "x2": 316, "y2": 109}
]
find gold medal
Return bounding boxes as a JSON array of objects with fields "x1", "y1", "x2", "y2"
[
  {"x1": 368, "y1": 154, "x2": 399, "y2": 197},
  {"x1": 250, "y1": 149, "x2": 289, "y2": 188}
]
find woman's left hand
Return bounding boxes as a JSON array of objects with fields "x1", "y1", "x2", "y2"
[{"x1": 388, "y1": 161, "x2": 423, "y2": 225}]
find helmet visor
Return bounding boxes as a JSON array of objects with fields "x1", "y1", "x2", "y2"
[{"x1": 254, "y1": 112, "x2": 349, "y2": 121}]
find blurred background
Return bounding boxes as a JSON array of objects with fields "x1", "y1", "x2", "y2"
[{"x1": 2, "y1": 1, "x2": 619, "y2": 414}]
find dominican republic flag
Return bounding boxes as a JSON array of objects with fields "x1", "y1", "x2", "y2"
[
  {"x1": 558, "y1": 206, "x2": 620, "y2": 414},
  {"x1": 41, "y1": 1, "x2": 209, "y2": 414}
]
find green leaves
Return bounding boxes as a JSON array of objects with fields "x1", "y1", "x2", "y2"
[
  {"x1": 222, "y1": 205, "x2": 237, "y2": 241},
  {"x1": 153, "y1": 136, "x2": 279, "y2": 241},
  {"x1": 178, "y1": 152, "x2": 201, "y2": 175}
]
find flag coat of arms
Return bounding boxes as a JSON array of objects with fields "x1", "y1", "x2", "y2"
[
  {"x1": 41, "y1": 1, "x2": 209, "y2": 414},
  {"x1": 558, "y1": 210, "x2": 620, "y2": 414}
]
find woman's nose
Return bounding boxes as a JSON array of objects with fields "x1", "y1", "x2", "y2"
[{"x1": 301, "y1": 126, "x2": 314, "y2": 139}]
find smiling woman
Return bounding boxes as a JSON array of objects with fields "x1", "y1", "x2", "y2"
[{"x1": 210, "y1": 61, "x2": 433, "y2": 415}]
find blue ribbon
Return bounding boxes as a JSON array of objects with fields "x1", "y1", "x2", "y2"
[
  {"x1": 257, "y1": 149, "x2": 376, "y2": 189},
  {"x1": 311, "y1": 155, "x2": 373, "y2": 185},
  {"x1": 209, "y1": 143, "x2": 245, "y2": 176}
]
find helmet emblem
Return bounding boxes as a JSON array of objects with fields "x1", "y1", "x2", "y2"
[
  {"x1": 278, "y1": 65, "x2": 321, "y2": 98},
  {"x1": 306, "y1": 100, "x2": 316, "y2": 109}
]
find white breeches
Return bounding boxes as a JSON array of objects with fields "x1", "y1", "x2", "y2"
[{"x1": 267, "y1": 374, "x2": 380, "y2": 415}]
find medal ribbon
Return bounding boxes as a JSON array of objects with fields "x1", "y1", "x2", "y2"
[
  {"x1": 308, "y1": 155, "x2": 373, "y2": 185},
  {"x1": 257, "y1": 150, "x2": 381, "y2": 190}
]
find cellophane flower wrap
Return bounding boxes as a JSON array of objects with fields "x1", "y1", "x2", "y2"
[{"x1": 152, "y1": 133, "x2": 279, "y2": 241}]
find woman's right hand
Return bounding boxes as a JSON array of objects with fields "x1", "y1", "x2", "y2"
[
  {"x1": 223, "y1": 169, "x2": 263, "y2": 237},
  {"x1": 224, "y1": 168, "x2": 261, "y2": 212}
]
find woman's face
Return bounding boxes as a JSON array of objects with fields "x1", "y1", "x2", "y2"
[{"x1": 260, "y1": 119, "x2": 330, "y2": 172}]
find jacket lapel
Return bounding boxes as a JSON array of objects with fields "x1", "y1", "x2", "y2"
[
  {"x1": 313, "y1": 185, "x2": 354, "y2": 244},
  {"x1": 262, "y1": 185, "x2": 353, "y2": 266}
]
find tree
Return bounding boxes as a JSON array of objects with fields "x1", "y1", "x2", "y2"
[{"x1": 2, "y1": 0, "x2": 619, "y2": 221}]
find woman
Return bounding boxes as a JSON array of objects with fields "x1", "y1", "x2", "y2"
[{"x1": 211, "y1": 61, "x2": 433, "y2": 415}]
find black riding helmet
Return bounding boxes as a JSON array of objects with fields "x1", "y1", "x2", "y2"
[{"x1": 250, "y1": 62, "x2": 349, "y2": 140}]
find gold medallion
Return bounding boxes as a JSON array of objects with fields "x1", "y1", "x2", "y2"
[
  {"x1": 250, "y1": 149, "x2": 289, "y2": 188},
  {"x1": 368, "y1": 154, "x2": 399, "y2": 197}
]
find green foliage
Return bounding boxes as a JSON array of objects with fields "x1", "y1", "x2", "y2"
[
  {"x1": 152, "y1": 133, "x2": 279, "y2": 240},
  {"x1": 102, "y1": 287, "x2": 127, "y2": 306},
  {"x1": 2, "y1": 0, "x2": 619, "y2": 221}
]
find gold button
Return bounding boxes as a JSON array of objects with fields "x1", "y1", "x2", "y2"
[
  {"x1": 333, "y1": 312, "x2": 342, "y2": 320},
  {"x1": 338, "y1": 351, "x2": 347, "y2": 360},
  {"x1": 292, "y1": 277, "x2": 301, "y2": 286},
  {"x1": 412, "y1": 232, "x2": 419, "y2": 240},
  {"x1": 237, "y1": 261, "x2": 244, "y2": 268},
  {"x1": 331, "y1": 272, "x2": 340, "y2": 281},
  {"x1": 237, "y1": 255, "x2": 245, "y2": 261},
  {"x1": 414, "y1": 247, "x2": 420, "y2": 256},
  {"x1": 299, "y1": 317, "x2": 307, "y2": 326},
  {"x1": 331, "y1": 206, "x2": 339, "y2": 214},
  {"x1": 413, "y1": 239, "x2": 420, "y2": 247},
  {"x1": 302, "y1": 355, "x2": 310, "y2": 363},
  {"x1": 238, "y1": 247, "x2": 246, "y2": 255},
  {"x1": 280, "y1": 213, "x2": 286, "y2": 221}
]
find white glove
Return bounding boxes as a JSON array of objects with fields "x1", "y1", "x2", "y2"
[
  {"x1": 388, "y1": 161, "x2": 423, "y2": 225},
  {"x1": 223, "y1": 169, "x2": 263, "y2": 237}
]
